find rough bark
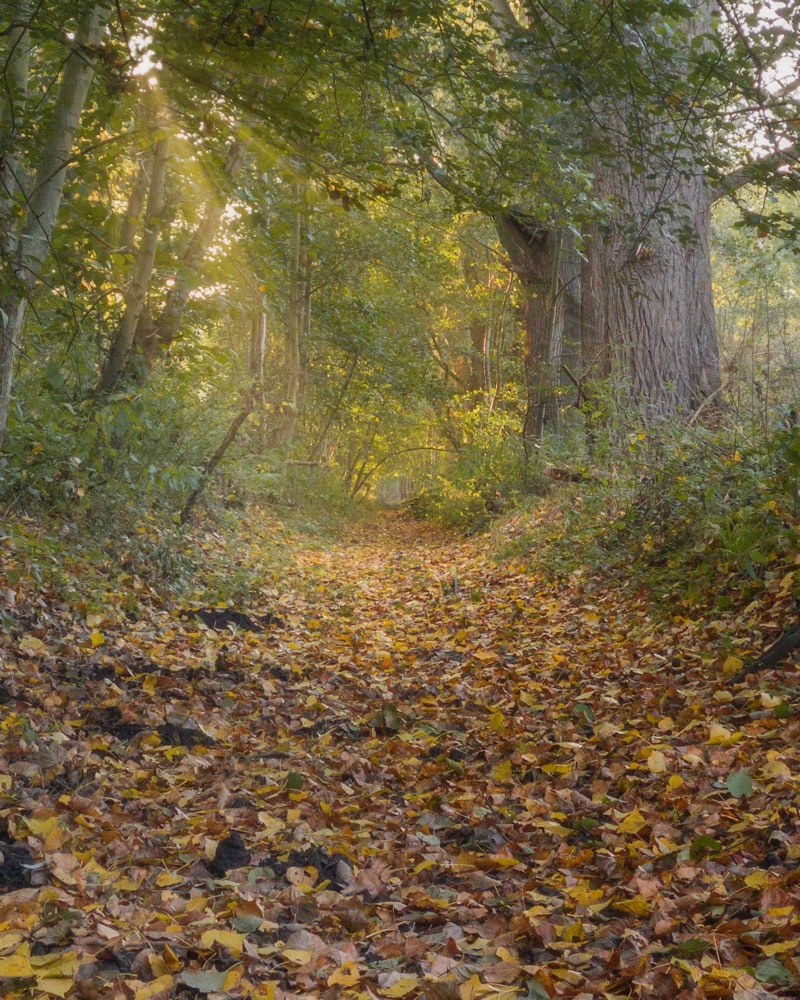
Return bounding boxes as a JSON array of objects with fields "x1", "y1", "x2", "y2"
[
  {"x1": 581, "y1": 154, "x2": 721, "y2": 419},
  {"x1": 95, "y1": 136, "x2": 169, "y2": 398},
  {"x1": 0, "y1": 3, "x2": 110, "y2": 448}
]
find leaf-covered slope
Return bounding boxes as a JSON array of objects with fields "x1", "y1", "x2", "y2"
[{"x1": 1, "y1": 513, "x2": 799, "y2": 999}]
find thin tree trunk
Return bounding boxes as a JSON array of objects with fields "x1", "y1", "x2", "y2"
[
  {"x1": 0, "y1": 0, "x2": 34, "y2": 259},
  {"x1": 0, "y1": 3, "x2": 110, "y2": 448},
  {"x1": 309, "y1": 352, "x2": 359, "y2": 461},
  {"x1": 95, "y1": 136, "x2": 169, "y2": 398},
  {"x1": 249, "y1": 295, "x2": 268, "y2": 450},
  {"x1": 281, "y1": 183, "x2": 310, "y2": 446},
  {"x1": 134, "y1": 137, "x2": 248, "y2": 367},
  {"x1": 179, "y1": 388, "x2": 256, "y2": 524}
]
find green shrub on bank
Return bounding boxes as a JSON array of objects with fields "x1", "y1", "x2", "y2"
[{"x1": 499, "y1": 415, "x2": 800, "y2": 610}]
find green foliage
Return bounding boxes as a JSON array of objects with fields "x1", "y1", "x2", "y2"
[
  {"x1": 411, "y1": 393, "x2": 530, "y2": 529},
  {"x1": 502, "y1": 417, "x2": 800, "y2": 613}
]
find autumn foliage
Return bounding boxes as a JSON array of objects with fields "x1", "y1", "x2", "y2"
[{"x1": 1, "y1": 509, "x2": 799, "y2": 1000}]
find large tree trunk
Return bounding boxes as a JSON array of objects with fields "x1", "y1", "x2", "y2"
[
  {"x1": 0, "y1": 3, "x2": 110, "y2": 448},
  {"x1": 581, "y1": 156, "x2": 721, "y2": 419}
]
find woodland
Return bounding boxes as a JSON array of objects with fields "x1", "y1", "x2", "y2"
[{"x1": 2, "y1": 1, "x2": 800, "y2": 998}]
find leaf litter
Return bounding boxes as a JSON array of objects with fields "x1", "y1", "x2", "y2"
[{"x1": 1, "y1": 511, "x2": 799, "y2": 999}]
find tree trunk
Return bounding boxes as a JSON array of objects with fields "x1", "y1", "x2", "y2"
[
  {"x1": 179, "y1": 388, "x2": 256, "y2": 524},
  {"x1": 94, "y1": 136, "x2": 169, "y2": 398},
  {"x1": 134, "y1": 137, "x2": 248, "y2": 367},
  {"x1": 281, "y1": 183, "x2": 311, "y2": 446},
  {"x1": 495, "y1": 215, "x2": 577, "y2": 448},
  {"x1": 581, "y1": 158, "x2": 720, "y2": 419},
  {"x1": 0, "y1": 0, "x2": 34, "y2": 259},
  {"x1": 0, "y1": 3, "x2": 110, "y2": 448},
  {"x1": 249, "y1": 295, "x2": 268, "y2": 450}
]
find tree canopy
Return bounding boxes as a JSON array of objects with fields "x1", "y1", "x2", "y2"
[{"x1": 1, "y1": 0, "x2": 799, "y2": 510}]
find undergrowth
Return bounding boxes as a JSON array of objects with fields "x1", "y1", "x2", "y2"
[{"x1": 493, "y1": 416, "x2": 800, "y2": 616}]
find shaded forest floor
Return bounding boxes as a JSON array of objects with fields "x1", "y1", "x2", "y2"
[{"x1": 1, "y1": 508, "x2": 799, "y2": 999}]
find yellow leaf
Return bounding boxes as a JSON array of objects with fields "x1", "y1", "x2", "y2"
[
  {"x1": 327, "y1": 961, "x2": 360, "y2": 987},
  {"x1": 761, "y1": 939, "x2": 799, "y2": 955},
  {"x1": 667, "y1": 775, "x2": 684, "y2": 790},
  {"x1": 492, "y1": 759, "x2": 513, "y2": 783},
  {"x1": 90, "y1": 630, "x2": 105, "y2": 647},
  {"x1": 282, "y1": 948, "x2": 312, "y2": 965},
  {"x1": 0, "y1": 952, "x2": 35, "y2": 978},
  {"x1": 708, "y1": 724, "x2": 742, "y2": 746},
  {"x1": 199, "y1": 930, "x2": 245, "y2": 956},
  {"x1": 559, "y1": 921, "x2": 585, "y2": 942},
  {"x1": 258, "y1": 812, "x2": 284, "y2": 837},
  {"x1": 541, "y1": 763, "x2": 572, "y2": 775},
  {"x1": 618, "y1": 808, "x2": 647, "y2": 834},
  {"x1": 489, "y1": 711, "x2": 505, "y2": 732},
  {"x1": 721, "y1": 655, "x2": 743, "y2": 675},
  {"x1": 762, "y1": 760, "x2": 791, "y2": 780},
  {"x1": 29, "y1": 951, "x2": 79, "y2": 977},
  {"x1": 0, "y1": 932, "x2": 24, "y2": 952},
  {"x1": 23, "y1": 815, "x2": 61, "y2": 839},
  {"x1": 251, "y1": 983, "x2": 278, "y2": 1000},
  {"x1": 223, "y1": 965, "x2": 244, "y2": 990},
  {"x1": 155, "y1": 873, "x2": 183, "y2": 888},
  {"x1": 114, "y1": 876, "x2": 143, "y2": 891},
  {"x1": 460, "y1": 973, "x2": 493, "y2": 1000},
  {"x1": 381, "y1": 977, "x2": 420, "y2": 996},
  {"x1": 647, "y1": 750, "x2": 667, "y2": 773},
  {"x1": 135, "y1": 974, "x2": 175, "y2": 1000},
  {"x1": 19, "y1": 634, "x2": 47, "y2": 656},
  {"x1": 615, "y1": 896, "x2": 652, "y2": 916},
  {"x1": 36, "y1": 978, "x2": 76, "y2": 998}
]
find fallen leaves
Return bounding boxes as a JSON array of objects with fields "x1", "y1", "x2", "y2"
[{"x1": 1, "y1": 511, "x2": 800, "y2": 999}]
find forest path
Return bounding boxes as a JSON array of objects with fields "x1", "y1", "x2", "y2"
[{"x1": 1, "y1": 511, "x2": 799, "y2": 998}]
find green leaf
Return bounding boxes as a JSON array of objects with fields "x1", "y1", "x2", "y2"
[
  {"x1": 674, "y1": 937, "x2": 709, "y2": 957},
  {"x1": 525, "y1": 978, "x2": 551, "y2": 1000},
  {"x1": 689, "y1": 835, "x2": 722, "y2": 860},
  {"x1": 231, "y1": 914, "x2": 263, "y2": 933},
  {"x1": 178, "y1": 969, "x2": 228, "y2": 992},
  {"x1": 285, "y1": 771, "x2": 305, "y2": 790},
  {"x1": 754, "y1": 958, "x2": 795, "y2": 985},
  {"x1": 726, "y1": 770, "x2": 753, "y2": 799}
]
